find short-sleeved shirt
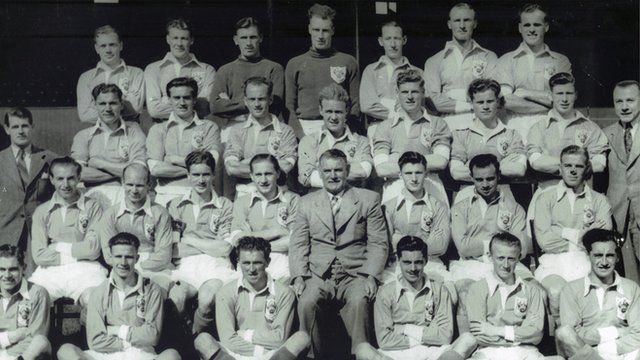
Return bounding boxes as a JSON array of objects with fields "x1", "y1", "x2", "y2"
[
  {"x1": 224, "y1": 115, "x2": 297, "y2": 166},
  {"x1": 424, "y1": 40, "x2": 498, "y2": 103},
  {"x1": 144, "y1": 52, "x2": 215, "y2": 119},
  {"x1": 77, "y1": 60, "x2": 145, "y2": 123},
  {"x1": 167, "y1": 190, "x2": 233, "y2": 244},
  {"x1": 373, "y1": 108, "x2": 452, "y2": 157},
  {"x1": 495, "y1": 43, "x2": 572, "y2": 93},
  {"x1": 298, "y1": 126, "x2": 372, "y2": 186},
  {"x1": 451, "y1": 119, "x2": 525, "y2": 164}
]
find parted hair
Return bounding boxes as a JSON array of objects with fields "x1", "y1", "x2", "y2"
[
  {"x1": 549, "y1": 72, "x2": 575, "y2": 91},
  {"x1": 318, "y1": 83, "x2": 351, "y2": 109},
  {"x1": 166, "y1": 77, "x2": 198, "y2": 98},
  {"x1": 230, "y1": 236, "x2": 271, "y2": 270},
  {"x1": 166, "y1": 18, "x2": 192, "y2": 36},
  {"x1": 560, "y1": 145, "x2": 593, "y2": 180},
  {"x1": 0, "y1": 245, "x2": 25, "y2": 267},
  {"x1": 396, "y1": 69, "x2": 425, "y2": 90},
  {"x1": 308, "y1": 3, "x2": 336, "y2": 22},
  {"x1": 4, "y1": 107, "x2": 33, "y2": 126},
  {"x1": 94, "y1": 25, "x2": 120, "y2": 42},
  {"x1": 489, "y1": 232, "x2": 522, "y2": 254},
  {"x1": 396, "y1": 236, "x2": 429, "y2": 259},
  {"x1": 108, "y1": 232, "x2": 141, "y2": 250},
  {"x1": 398, "y1": 151, "x2": 427, "y2": 170},
  {"x1": 49, "y1": 156, "x2": 82, "y2": 177},
  {"x1": 235, "y1": 17, "x2": 261, "y2": 34},
  {"x1": 185, "y1": 150, "x2": 216, "y2": 174},
  {"x1": 91, "y1": 83, "x2": 123, "y2": 102},
  {"x1": 467, "y1": 78, "x2": 504, "y2": 108}
]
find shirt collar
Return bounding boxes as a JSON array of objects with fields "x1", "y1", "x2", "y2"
[
  {"x1": 108, "y1": 271, "x2": 145, "y2": 294},
  {"x1": 159, "y1": 52, "x2": 203, "y2": 68},
  {"x1": 512, "y1": 42, "x2": 556, "y2": 59},
  {"x1": 555, "y1": 181, "x2": 592, "y2": 203},
  {"x1": 249, "y1": 188, "x2": 289, "y2": 207},
  {"x1": 177, "y1": 190, "x2": 223, "y2": 209},
  {"x1": 318, "y1": 125, "x2": 356, "y2": 143},
  {"x1": 470, "y1": 189, "x2": 502, "y2": 206},
  {"x1": 167, "y1": 112, "x2": 204, "y2": 128},
  {"x1": 116, "y1": 198, "x2": 154, "y2": 218},
  {"x1": 45, "y1": 192, "x2": 87, "y2": 213},
  {"x1": 545, "y1": 109, "x2": 588, "y2": 128},
  {"x1": 468, "y1": 117, "x2": 507, "y2": 138},
  {"x1": 394, "y1": 273, "x2": 432, "y2": 302},
  {"x1": 1, "y1": 279, "x2": 31, "y2": 301},
  {"x1": 391, "y1": 108, "x2": 432, "y2": 127},
  {"x1": 90, "y1": 118, "x2": 127, "y2": 136},
  {"x1": 242, "y1": 114, "x2": 280, "y2": 132},
  {"x1": 236, "y1": 275, "x2": 277, "y2": 296},
  {"x1": 325, "y1": 189, "x2": 346, "y2": 201},
  {"x1": 94, "y1": 60, "x2": 127, "y2": 76},
  {"x1": 583, "y1": 272, "x2": 623, "y2": 297},
  {"x1": 11, "y1": 144, "x2": 32, "y2": 158},
  {"x1": 395, "y1": 188, "x2": 430, "y2": 210},
  {"x1": 373, "y1": 55, "x2": 412, "y2": 70},
  {"x1": 486, "y1": 271, "x2": 525, "y2": 297},
  {"x1": 443, "y1": 39, "x2": 487, "y2": 57}
]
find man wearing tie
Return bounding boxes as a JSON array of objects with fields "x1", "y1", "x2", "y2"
[
  {"x1": 290, "y1": 148, "x2": 388, "y2": 358},
  {"x1": 0, "y1": 108, "x2": 57, "y2": 268}
]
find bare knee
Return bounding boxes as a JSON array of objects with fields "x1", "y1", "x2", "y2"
[
  {"x1": 78, "y1": 289, "x2": 93, "y2": 308},
  {"x1": 284, "y1": 331, "x2": 311, "y2": 355},
  {"x1": 56, "y1": 343, "x2": 81, "y2": 360},
  {"x1": 451, "y1": 332, "x2": 477, "y2": 357},
  {"x1": 556, "y1": 325, "x2": 577, "y2": 345},
  {"x1": 158, "y1": 348, "x2": 182, "y2": 360},
  {"x1": 169, "y1": 284, "x2": 189, "y2": 312},
  {"x1": 194, "y1": 332, "x2": 220, "y2": 359},
  {"x1": 198, "y1": 279, "x2": 222, "y2": 311}
]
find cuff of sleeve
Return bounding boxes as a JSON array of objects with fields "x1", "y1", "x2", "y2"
[
  {"x1": 454, "y1": 101, "x2": 472, "y2": 113},
  {"x1": 562, "y1": 228, "x2": 581, "y2": 243},
  {"x1": 360, "y1": 162, "x2": 373, "y2": 177},
  {"x1": 242, "y1": 329, "x2": 254, "y2": 343},
  {"x1": 592, "y1": 154, "x2": 606, "y2": 171},
  {"x1": 253, "y1": 344, "x2": 265, "y2": 357},
  {"x1": 500, "y1": 85, "x2": 514, "y2": 96},
  {"x1": 284, "y1": 157, "x2": 296, "y2": 167},
  {"x1": 224, "y1": 155, "x2": 240, "y2": 165},
  {"x1": 118, "y1": 325, "x2": 130, "y2": 341},
  {"x1": 528, "y1": 153, "x2": 542, "y2": 164},
  {"x1": 373, "y1": 154, "x2": 390, "y2": 167},
  {"x1": 598, "y1": 326, "x2": 620, "y2": 342},
  {"x1": 55, "y1": 242, "x2": 73, "y2": 255},
  {"x1": 309, "y1": 170, "x2": 323, "y2": 188},
  {"x1": 597, "y1": 340, "x2": 617, "y2": 356},
  {"x1": 0, "y1": 332, "x2": 11, "y2": 348},
  {"x1": 147, "y1": 159, "x2": 161, "y2": 172},
  {"x1": 504, "y1": 326, "x2": 515, "y2": 342}
]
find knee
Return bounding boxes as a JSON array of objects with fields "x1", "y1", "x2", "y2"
[
  {"x1": 30, "y1": 334, "x2": 51, "y2": 353},
  {"x1": 452, "y1": 332, "x2": 477, "y2": 354},
  {"x1": 161, "y1": 348, "x2": 182, "y2": 360},
  {"x1": 555, "y1": 325, "x2": 577, "y2": 346},
  {"x1": 297, "y1": 291, "x2": 321, "y2": 314},
  {"x1": 353, "y1": 342, "x2": 377, "y2": 360},
  {"x1": 56, "y1": 343, "x2": 78, "y2": 360},
  {"x1": 79, "y1": 289, "x2": 93, "y2": 308},
  {"x1": 198, "y1": 279, "x2": 222, "y2": 309},
  {"x1": 194, "y1": 332, "x2": 219, "y2": 353},
  {"x1": 285, "y1": 331, "x2": 311, "y2": 355},
  {"x1": 344, "y1": 290, "x2": 369, "y2": 310}
]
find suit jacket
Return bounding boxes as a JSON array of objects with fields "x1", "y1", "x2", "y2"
[
  {"x1": 0, "y1": 146, "x2": 57, "y2": 246},
  {"x1": 289, "y1": 186, "x2": 388, "y2": 280}
]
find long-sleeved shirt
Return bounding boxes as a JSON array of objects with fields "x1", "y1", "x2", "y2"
[
  {"x1": 216, "y1": 277, "x2": 295, "y2": 356},
  {"x1": 285, "y1": 48, "x2": 359, "y2": 122},
  {"x1": 533, "y1": 182, "x2": 612, "y2": 254},
  {"x1": 360, "y1": 56, "x2": 419, "y2": 121},
  {"x1": 31, "y1": 193, "x2": 103, "y2": 266},
  {"x1": 0, "y1": 280, "x2": 50, "y2": 357},
  {"x1": 467, "y1": 272, "x2": 545, "y2": 347},
  {"x1": 451, "y1": 190, "x2": 526, "y2": 259},
  {"x1": 77, "y1": 60, "x2": 145, "y2": 123},
  {"x1": 383, "y1": 189, "x2": 450, "y2": 258},
  {"x1": 144, "y1": 52, "x2": 215, "y2": 119},
  {"x1": 560, "y1": 273, "x2": 640, "y2": 356},
  {"x1": 86, "y1": 273, "x2": 165, "y2": 354},
  {"x1": 210, "y1": 56, "x2": 284, "y2": 119},
  {"x1": 98, "y1": 199, "x2": 173, "y2": 271},
  {"x1": 374, "y1": 274, "x2": 453, "y2": 351}
]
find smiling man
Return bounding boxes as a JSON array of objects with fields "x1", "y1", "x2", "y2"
[{"x1": 557, "y1": 229, "x2": 640, "y2": 360}]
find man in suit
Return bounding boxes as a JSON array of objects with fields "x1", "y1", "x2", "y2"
[
  {"x1": 0, "y1": 108, "x2": 57, "y2": 270},
  {"x1": 605, "y1": 80, "x2": 640, "y2": 283},
  {"x1": 290, "y1": 148, "x2": 388, "y2": 358}
]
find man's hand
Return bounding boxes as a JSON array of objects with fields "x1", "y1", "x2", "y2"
[
  {"x1": 469, "y1": 321, "x2": 502, "y2": 338},
  {"x1": 363, "y1": 275, "x2": 378, "y2": 300},
  {"x1": 7, "y1": 328, "x2": 29, "y2": 344},
  {"x1": 292, "y1": 277, "x2": 306, "y2": 297}
]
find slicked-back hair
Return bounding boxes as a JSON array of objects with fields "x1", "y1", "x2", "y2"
[
  {"x1": 230, "y1": 236, "x2": 271, "y2": 270},
  {"x1": 519, "y1": 3, "x2": 547, "y2": 22},
  {"x1": 166, "y1": 77, "x2": 198, "y2": 98},
  {"x1": 560, "y1": 145, "x2": 593, "y2": 180},
  {"x1": 549, "y1": 72, "x2": 575, "y2": 91},
  {"x1": 467, "y1": 78, "x2": 503, "y2": 107},
  {"x1": 249, "y1": 153, "x2": 281, "y2": 174},
  {"x1": 166, "y1": 18, "x2": 192, "y2": 36},
  {"x1": 0, "y1": 245, "x2": 25, "y2": 268},
  {"x1": 396, "y1": 235, "x2": 428, "y2": 259},
  {"x1": 108, "y1": 232, "x2": 140, "y2": 250},
  {"x1": 398, "y1": 151, "x2": 427, "y2": 170},
  {"x1": 489, "y1": 232, "x2": 522, "y2": 255},
  {"x1": 235, "y1": 17, "x2": 262, "y2": 34},
  {"x1": 185, "y1": 150, "x2": 216, "y2": 174},
  {"x1": 308, "y1": 3, "x2": 336, "y2": 22},
  {"x1": 94, "y1": 25, "x2": 121, "y2": 43},
  {"x1": 4, "y1": 107, "x2": 33, "y2": 127},
  {"x1": 380, "y1": 19, "x2": 404, "y2": 34},
  {"x1": 318, "y1": 83, "x2": 351, "y2": 109},
  {"x1": 244, "y1": 76, "x2": 273, "y2": 97},
  {"x1": 92, "y1": 83, "x2": 124, "y2": 102},
  {"x1": 397, "y1": 69, "x2": 425, "y2": 90},
  {"x1": 319, "y1": 148, "x2": 348, "y2": 167},
  {"x1": 582, "y1": 228, "x2": 619, "y2": 254},
  {"x1": 49, "y1": 156, "x2": 82, "y2": 178},
  {"x1": 469, "y1": 153, "x2": 501, "y2": 177},
  {"x1": 450, "y1": 2, "x2": 475, "y2": 18}
]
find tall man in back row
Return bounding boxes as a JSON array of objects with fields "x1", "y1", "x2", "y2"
[{"x1": 290, "y1": 149, "x2": 388, "y2": 358}]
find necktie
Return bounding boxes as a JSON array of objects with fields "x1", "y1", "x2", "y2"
[
  {"x1": 330, "y1": 195, "x2": 340, "y2": 217},
  {"x1": 624, "y1": 123, "x2": 633, "y2": 156},
  {"x1": 16, "y1": 149, "x2": 29, "y2": 188}
]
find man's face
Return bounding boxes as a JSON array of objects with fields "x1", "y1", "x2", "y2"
[
  {"x1": 471, "y1": 89, "x2": 499, "y2": 123},
  {"x1": 123, "y1": 167, "x2": 149, "y2": 206},
  {"x1": 518, "y1": 10, "x2": 548, "y2": 47},
  {"x1": 378, "y1": 25, "x2": 405, "y2": 61},
  {"x1": 234, "y1": 26, "x2": 262, "y2": 59},
  {"x1": 448, "y1": 7, "x2": 476, "y2": 42},
  {"x1": 169, "y1": 86, "x2": 196, "y2": 120},
  {"x1": 250, "y1": 160, "x2": 279, "y2": 198},
  {"x1": 238, "y1": 249, "x2": 268, "y2": 289},
  {"x1": 398, "y1": 250, "x2": 426, "y2": 284},
  {"x1": 188, "y1": 163, "x2": 214, "y2": 196},
  {"x1": 0, "y1": 256, "x2": 23, "y2": 293},
  {"x1": 4, "y1": 116, "x2": 33, "y2": 148},
  {"x1": 472, "y1": 164, "x2": 499, "y2": 199},
  {"x1": 308, "y1": 16, "x2": 334, "y2": 51},
  {"x1": 490, "y1": 241, "x2": 520, "y2": 283},
  {"x1": 551, "y1": 83, "x2": 577, "y2": 118},
  {"x1": 111, "y1": 244, "x2": 138, "y2": 279},
  {"x1": 398, "y1": 82, "x2": 424, "y2": 114},
  {"x1": 96, "y1": 92, "x2": 123, "y2": 126},
  {"x1": 320, "y1": 99, "x2": 348, "y2": 135},
  {"x1": 320, "y1": 156, "x2": 349, "y2": 195},
  {"x1": 400, "y1": 163, "x2": 426, "y2": 194},
  {"x1": 166, "y1": 27, "x2": 193, "y2": 59},
  {"x1": 560, "y1": 153, "x2": 588, "y2": 189},
  {"x1": 589, "y1": 241, "x2": 618, "y2": 281},
  {"x1": 244, "y1": 83, "x2": 271, "y2": 120},
  {"x1": 613, "y1": 85, "x2": 640, "y2": 124},
  {"x1": 94, "y1": 33, "x2": 122, "y2": 66},
  {"x1": 51, "y1": 164, "x2": 80, "y2": 202}
]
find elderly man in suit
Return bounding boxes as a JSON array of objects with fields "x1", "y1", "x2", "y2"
[
  {"x1": 0, "y1": 108, "x2": 57, "y2": 269},
  {"x1": 605, "y1": 80, "x2": 640, "y2": 282},
  {"x1": 290, "y1": 148, "x2": 388, "y2": 358}
]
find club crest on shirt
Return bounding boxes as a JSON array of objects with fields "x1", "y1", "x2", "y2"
[
  {"x1": 497, "y1": 207, "x2": 512, "y2": 231},
  {"x1": 118, "y1": 77, "x2": 129, "y2": 94},
  {"x1": 277, "y1": 206, "x2": 289, "y2": 227},
  {"x1": 420, "y1": 210, "x2": 434, "y2": 233},
  {"x1": 514, "y1": 297, "x2": 528, "y2": 317},
  {"x1": 472, "y1": 59, "x2": 487, "y2": 78},
  {"x1": 543, "y1": 65, "x2": 556, "y2": 80},
  {"x1": 496, "y1": 137, "x2": 510, "y2": 157},
  {"x1": 268, "y1": 132, "x2": 281, "y2": 155},
  {"x1": 192, "y1": 130, "x2": 205, "y2": 150},
  {"x1": 574, "y1": 129, "x2": 589, "y2": 147},
  {"x1": 78, "y1": 213, "x2": 89, "y2": 233},
  {"x1": 616, "y1": 296, "x2": 630, "y2": 320},
  {"x1": 209, "y1": 213, "x2": 220, "y2": 234},
  {"x1": 583, "y1": 204, "x2": 595, "y2": 227},
  {"x1": 265, "y1": 296, "x2": 277, "y2": 322},
  {"x1": 343, "y1": 142, "x2": 357, "y2": 161},
  {"x1": 424, "y1": 299, "x2": 434, "y2": 322},
  {"x1": 191, "y1": 71, "x2": 205, "y2": 88},
  {"x1": 17, "y1": 300, "x2": 31, "y2": 327},
  {"x1": 144, "y1": 222, "x2": 155, "y2": 240},
  {"x1": 118, "y1": 139, "x2": 130, "y2": 161},
  {"x1": 330, "y1": 66, "x2": 347, "y2": 84},
  {"x1": 136, "y1": 294, "x2": 146, "y2": 318},
  {"x1": 420, "y1": 125, "x2": 432, "y2": 149}
]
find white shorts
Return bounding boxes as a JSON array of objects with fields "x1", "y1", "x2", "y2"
[
  {"x1": 267, "y1": 252, "x2": 290, "y2": 281},
  {"x1": 442, "y1": 112, "x2": 474, "y2": 132},
  {"x1": 172, "y1": 254, "x2": 239, "y2": 289},
  {"x1": 471, "y1": 345, "x2": 544, "y2": 360},
  {"x1": 226, "y1": 348, "x2": 276, "y2": 360},
  {"x1": 154, "y1": 185, "x2": 191, "y2": 207},
  {"x1": 597, "y1": 347, "x2": 640, "y2": 360},
  {"x1": 379, "y1": 344, "x2": 449, "y2": 360},
  {"x1": 298, "y1": 119, "x2": 324, "y2": 137},
  {"x1": 534, "y1": 251, "x2": 591, "y2": 283},
  {"x1": 135, "y1": 252, "x2": 173, "y2": 289},
  {"x1": 503, "y1": 113, "x2": 547, "y2": 145},
  {"x1": 85, "y1": 347, "x2": 156, "y2": 360},
  {"x1": 382, "y1": 176, "x2": 449, "y2": 209},
  {"x1": 0, "y1": 350, "x2": 17, "y2": 360},
  {"x1": 450, "y1": 259, "x2": 533, "y2": 282},
  {"x1": 85, "y1": 185, "x2": 124, "y2": 209},
  {"x1": 29, "y1": 261, "x2": 107, "y2": 302}
]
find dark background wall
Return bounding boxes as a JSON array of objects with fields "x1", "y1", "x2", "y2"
[{"x1": 0, "y1": 0, "x2": 638, "y2": 109}]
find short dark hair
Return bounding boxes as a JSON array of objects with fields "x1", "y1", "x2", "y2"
[
  {"x1": 519, "y1": 3, "x2": 547, "y2": 22},
  {"x1": 4, "y1": 107, "x2": 33, "y2": 127},
  {"x1": 122, "y1": 163, "x2": 151, "y2": 184},
  {"x1": 397, "y1": 69, "x2": 424, "y2": 90},
  {"x1": 469, "y1": 153, "x2": 501, "y2": 177},
  {"x1": 308, "y1": 3, "x2": 336, "y2": 22},
  {"x1": 244, "y1": 76, "x2": 273, "y2": 97},
  {"x1": 185, "y1": 150, "x2": 216, "y2": 174},
  {"x1": 582, "y1": 229, "x2": 619, "y2": 253},
  {"x1": 92, "y1": 83, "x2": 123, "y2": 102},
  {"x1": 560, "y1": 145, "x2": 592, "y2": 180},
  {"x1": 549, "y1": 72, "x2": 575, "y2": 91},
  {"x1": 396, "y1": 236, "x2": 428, "y2": 259},
  {"x1": 0, "y1": 245, "x2": 25, "y2": 268},
  {"x1": 318, "y1": 83, "x2": 351, "y2": 109},
  {"x1": 249, "y1": 153, "x2": 281, "y2": 174},
  {"x1": 467, "y1": 78, "x2": 503, "y2": 105},
  {"x1": 166, "y1": 77, "x2": 198, "y2": 98},
  {"x1": 49, "y1": 156, "x2": 82, "y2": 178},
  {"x1": 235, "y1": 17, "x2": 261, "y2": 34},
  {"x1": 166, "y1": 18, "x2": 192, "y2": 36},
  {"x1": 380, "y1": 19, "x2": 403, "y2": 34},
  {"x1": 398, "y1": 151, "x2": 427, "y2": 170},
  {"x1": 614, "y1": 80, "x2": 640, "y2": 92},
  {"x1": 108, "y1": 232, "x2": 140, "y2": 250},
  {"x1": 94, "y1": 25, "x2": 121, "y2": 43},
  {"x1": 319, "y1": 148, "x2": 348, "y2": 167},
  {"x1": 230, "y1": 236, "x2": 271, "y2": 270},
  {"x1": 489, "y1": 232, "x2": 522, "y2": 254}
]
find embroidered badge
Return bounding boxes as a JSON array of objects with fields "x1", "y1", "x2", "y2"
[
  {"x1": 191, "y1": 130, "x2": 205, "y2": 150},
  {"x1": 543, "y1": 65, "x2": 556, "y2": 80},
  {"x1": 514, "y1": 297, "x2": 528, "y2": 317},
  {"x1": 191, "y1": 71, "x2": 205, "y2": 87},
  {"x1": 330, "y1": 66, "x2": 347, "y2": 84},
  {"x1": 472, "y1": 59, "x2": 487, "y2": 78},
  {"x1": 265, "y1": 296, "x2": 277, "y2": 322},
  {"x1": 420, "y1": 125, "x2": 432, "y2": 149},
  {"x1": 268, "y1": 132, "x2": 281, "y2": 155},
  {"x1": 496, "y1": 137, "x2": 510, "y2": 157},
  {"x1": 277, "y1": 206, "x2": 288, "y2": 227},
  {"x1": 574, "y1": 129, "x2": 588, "y2": 147},
  {"x1": 144, "y1": 222, "x2": 155, "y2": 240},
  {"x1": 78, "y1": 213, "x2": 89, "y2": 233},
  {"x1": 420, "y1": 210, "x2": 434, "y2": 233},
  {"x1": 497, "y1": 209, "x2": 512, "y2": 231},
  {"x1": 617, "y1": 296, "x2": 630, "y2": 320},
  {"x1": 118, "y1": 139, "x2": 130, "y2": 161},
  {"x1": 17, "y1": 300, "x2": 31, "y2": 328},
  {"x1": 118, "y1": 77, "x2": 129, "y2": 94},
  {"x1": 344, "y1": 142, "x2": 357, "y2": 161},
  {"x1": 583, "y1": 204, "x2": 595, "y2": 227},
  {"x1": 136, "y1": 294, "x2": 146, "y2": 318},
  {"x1": 424, "y1": 299, "x2": 435, "y2": 322},
  {"x1": 209, "y1": 213, "x2": 220, "y2": 234}
]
